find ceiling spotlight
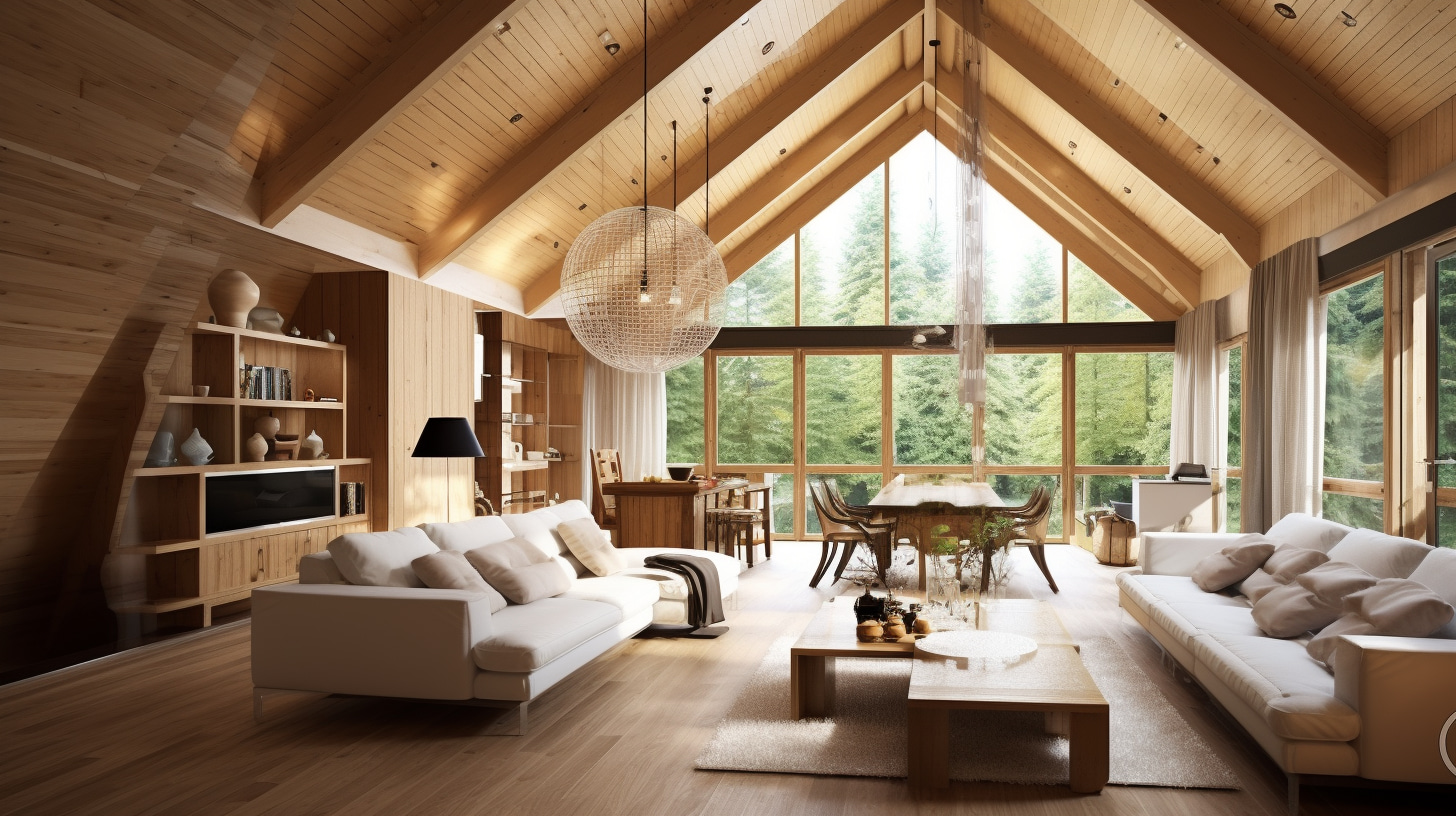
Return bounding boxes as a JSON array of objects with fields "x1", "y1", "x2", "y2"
[
  {"x1": 429, "y1": 161, "x2": 439, "y2": 168},
  {"x1": 1123, "y1": 186, "x2": 1132, "y2": 194},
  {"x1": 1274, "y1": 3, "x2": 1297, "y2": 19},
  {"x1": 1341, "y1": 11, "x2": 1357, "y2": 26},
  {"x1": 600, "y1": 31, "x2": 620, "y2": 56},
  {"x1": 1158, "y1": 112, "x2": 1168, "y2": 123},
  {"x1": 495, "y1": 21, "x2": 510, "y2": 36},
  {"x1": 762, "y1": 41, "x2": 774, "y2": 55},
  {"x1": 509, "y1": 112, "x2": 523, "y2": 124},
  {"x1": 553, "y1": 241, "x2": 559, "y2": 248},
  {"x1": 1213, "y1": 156, "x2": 1222, "y2": 165},
  {"x1": 778, "y1": 148, "x2": 786, "y2": 155},
  {"x1": 578, "y1": 203, "x2": 587, "y2": 211},
  {"x1": 1173, "y1": 37, "x2": 1187, "y2": 50},
  {"x1": 740, "y1": 17, "x2": 750, "y2": 26},
  {"x1": 1067, "y1": 140, "x2": 1077, "y2": 150},
  {"x1": 1111, "y1": 77, "x2": 1122, "y2": 87},
  {"x1": 1196, "y1": 145, "x2": 1204, "y2": 153}
]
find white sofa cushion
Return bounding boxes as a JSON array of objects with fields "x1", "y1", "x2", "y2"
[
  {"x1": 419, "y1": 516, "x2": 514, "y2": 552},
  {"x1": 1307, "y1": 579, "x2": 1455, "y2": 664},
  {"x1": 500, "y1": 511, "x2": 581, "y2": 581},
  {"x1": 558, "y1": 517, "x2": 626, "y2": 576},
  {"x1": 561, "y1": 574, "x2": 660, "y2": 617},
  {"x1": 1190, "y1": 632, "x2": 1360, "y2": 742},
  {"x1": 1324, "y1": 529, "x2": 1431, "y2": 579},
  {"x1": 472, "y1": 597, "x2": 623, "y2": 672},
  {"x1": 465, "y1": 537, "x2": 572, "y2": 605},
  {"x1": 327, "y1": 527, "x2": 438, "y2": 587},
  {"x1": 1266, "y1": 513, "x2": 1353, "y2": 553},
  {"x1": 1118, "y1": 574, "x2": 1249, "y2": 613},
  {"x1": 1408, "y1": 546, "x2": 1456, "y2": 638},
  {"x1": 1192, "y1": 534, "x2": 1276, "y2": 591},
  {"x1": 298, "y1": 551, "x2": 347, "y2": 584},
  {"x1": 412, "y1": 550, "x2": 507, "y2": 612}
]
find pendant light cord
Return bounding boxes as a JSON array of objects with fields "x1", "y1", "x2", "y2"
[
  {"x1": 930, "y1": 38, "x2": 940, "y2": 236},
  {"x1": 641, "y1": 0, "x2": 648, "y2": 289},
  {"x1": 703, "y1": 88, "x2": 711, "y2": 239}
]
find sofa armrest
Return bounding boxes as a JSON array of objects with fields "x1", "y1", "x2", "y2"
[
  {"x1": 1139, "y1": 532, "x2": 1242, "y2": 576},
  {"x1": 1331, "y1": 635, "x2": 1456, "y2": 784},
  {"x1": 251, "y1": 584, "x2": 494, "y2": 700}
]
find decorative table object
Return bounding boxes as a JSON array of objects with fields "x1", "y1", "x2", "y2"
[
  {"x1": 243, "y1": 432, "x2": 268, "y2": 463},
  {"x1": 144, "y1": 430, "x2": 175, "y2": 467},
  {"x1": 179, "y1": 428, "x2": 213, "y2": 466},
  {"x1": 254, "y1": 411, "x2": 279, "y2": 442},
  {"x1": 206, "y1": 268, "x2": 259, "y2": 329},
  {"x1": 914, "y1": 630, "x2": 1038, "y2": 662},
  {"x1": 300, "y1": 429, "x2": 324, "y2": 460}
]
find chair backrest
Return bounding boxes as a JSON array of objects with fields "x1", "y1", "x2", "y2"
[
  {"x1": 808, "y1": 478, "x2": 860, "y2": 537},
  {"x1": 590, "y1": 448, "x2": 622, "y2": 521},
  {"x1": 1010, "y1": 486, "x2": 1053, "y2": 542},
  {"x1": 823, "y1": 478, "x2": 857, "y2": 516}
]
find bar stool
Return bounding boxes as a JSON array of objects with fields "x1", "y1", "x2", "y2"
[{"x1": 709, "y1": 506, "x2": 762, "y2": 566}]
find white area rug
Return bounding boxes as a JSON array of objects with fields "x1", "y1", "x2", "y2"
[{"x1": 697, "y1": 632, "x2": 1240, "y2": 789}]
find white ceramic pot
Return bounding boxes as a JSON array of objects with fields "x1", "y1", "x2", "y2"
[
  {"x1": 244, "y1": 432, "x2": 268, "y2": 463},
  {"x1": 207, "y1": 269, "x2": 259, "y2": 329},
  {"x1": 145, "y1": 430, "x2": 175, "y2": 467},
  {"x1": 180, "y1": 428, "x2": 214, "y2": 466},
  {"x1": 300, "y1": 429, "x2": 324, "y2": 460}
]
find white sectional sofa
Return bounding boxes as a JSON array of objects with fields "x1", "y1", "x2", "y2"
[
  {"x1": 251, "y1": 500, "x2": 739, "y2": 732},
  {"x1": 1118, "y1": 513, "x2": 1456, "y2": 803}
]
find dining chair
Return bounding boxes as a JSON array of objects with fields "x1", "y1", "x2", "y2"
[
  {"x1": 823, "y1": 478, "x2": 873, "y2": 520},
  {"x1": 589, "y1": 448, "x2": 623, "y2": 541},
  {"x1": 808, "y1": 479, "x2": 897, "y2": 587},
  {"x1": 1002, "y1": 486, "x2": 1058, "y2": 593}
]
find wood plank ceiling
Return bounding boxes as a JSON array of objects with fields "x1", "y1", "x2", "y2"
[{"x1": 229, "y1": 0, "x2": 1456, "y2": 319}]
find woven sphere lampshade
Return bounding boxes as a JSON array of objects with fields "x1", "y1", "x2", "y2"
[{"x1": 560, "y1": 205, "x2": 726, "y2": 373}]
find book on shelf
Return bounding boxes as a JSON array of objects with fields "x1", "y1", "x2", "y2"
[
  {"x1": 339, "y1": 482, "x2": 366, "y2": 516},
  {"x1": 239, "y1": 364, "x2": 293, "y2": 400}
]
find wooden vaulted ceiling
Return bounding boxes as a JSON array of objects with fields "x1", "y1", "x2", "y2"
[{"x1": 231, "y1": 0, "x2": 1456, "y2": 319}]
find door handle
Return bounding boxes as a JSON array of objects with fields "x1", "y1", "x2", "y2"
[{"x1": 1422, "y1": 459, "x2": 1456, "y2": 482}]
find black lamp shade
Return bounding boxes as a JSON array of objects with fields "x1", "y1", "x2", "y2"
[{"x1": 412, "y1": 417, "x2": 485, "y2": 458}]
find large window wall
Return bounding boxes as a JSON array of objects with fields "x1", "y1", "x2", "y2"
[
  {"x1": 1322, "y1": 270, "x2": 1386, "y2": 528},
  {"x1": 669, "y1": 345, "x2": 1172, "y2": 542}
]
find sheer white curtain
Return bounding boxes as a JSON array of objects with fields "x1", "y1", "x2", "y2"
[
  {"x1": 1244, "y1": 238, "x2": 1325, "y2": 532},
  {"x1": 582, "y1": 353, "x2": 667, "y2": 496},
  {"x1": 1170, "y1": 300, "x2": 1218, "y2": 470}
]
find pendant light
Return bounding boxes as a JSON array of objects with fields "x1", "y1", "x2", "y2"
[{"x1": 559, "y1": 0, "x2": 727, "y2": 373}]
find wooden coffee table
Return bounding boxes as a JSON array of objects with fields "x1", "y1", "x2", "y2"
[
  {"x1": 787, "y1": 598, "x2": 1107, "y2": 793},
  {"x1": 789, "y1": 599, "x2": 1076, "y2": 719}
]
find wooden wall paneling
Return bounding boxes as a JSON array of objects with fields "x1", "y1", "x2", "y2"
[
  {"x1": 1389, "y1": 94, "x2": 1456, "y2": 195},
  {"x1": 1259, "y1": 172, "x2": 1376, "y2": 261}
]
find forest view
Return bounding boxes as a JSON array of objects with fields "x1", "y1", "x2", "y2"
[
  {"x1": 1322, "y1": 273, "x2": 1385, "y2": 530},
  {"x1": 666, "y1": 133, "x2": 1185, "y2": 538}
]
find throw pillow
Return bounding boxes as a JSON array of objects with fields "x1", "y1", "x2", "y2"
[
  {"x1": 1306, "y1": 578, "x2": 1456, "y2": 665},
  {"x1": 465, "y1": 536, "x2": 573, "y2": 604},
  {"x1": 411, "y1": 550, "x2": 507, "y2": 612},
  {"x1": 327, "y1": 527, "x2": 438, "y2": 587},
  {"x1": 1251, "y1": 561, "x2": 1378, "y2": 638},
  {"x1": 418, "y1": 516, "x2": 514, "y2": 552},
  {"x1": 1191, "y1": 535, "x2": 1276, "y2": 592},
  {"x1": 1323, "y1": 529, "x2": 1432, "y2": 579},
  {"x1": 1239, "y1": 547, "x2": 1329, "y2": 602},
  {"x1": 557, "y1": 517, "x2": 626, "y2": 576}
]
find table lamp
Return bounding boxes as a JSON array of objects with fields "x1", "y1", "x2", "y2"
[{"x1": 412, "y1": 417, "x2": 485, "y2": 522}]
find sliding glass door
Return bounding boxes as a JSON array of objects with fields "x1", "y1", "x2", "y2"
[{"x1": 1429, "y1": 240, "x2": 1456, "y2": 547}]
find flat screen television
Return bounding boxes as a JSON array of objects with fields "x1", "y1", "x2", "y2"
[{"x1": 205, "y1": 467, "x2": 336, "y2": 535}]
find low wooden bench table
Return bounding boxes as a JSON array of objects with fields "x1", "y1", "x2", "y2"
[{"x1": 788, "y1": 598, "x2": 1107, "y2": 793}]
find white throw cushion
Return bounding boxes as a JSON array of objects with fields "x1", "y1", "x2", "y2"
[
  {"x1": 326, "y1": 527, "x2": 438, "y2": 587},
  {"x1": 557, "y1": 517, "x2": 625, "y2": 576},
  {"x1": 411, "y1": 550, "x2": 507, "y2": 612},
  {"x1": 465, "y1": 537, "x2": 572, "y2": 605},
  {"x1": 1323, "y1": 529, "x2": 1431, "y2": 579},
  {"x1": 500, "y1": 511, "x2": 581, "y2": 581},
  {"x1": 1191, "y1": 534, "x2": 1276, "y2": 592},
  {"x1": 1307, "y1": 578, "x2": 1456, "y2": 665},
  {"x1": 418, "y1": 516, "x2": 514, "y2": 552},
  {"x1": 1408, "y1": 547, "x2": 1456, "y2": 638},
  {"x1": 1239, "y1": 547, "x2": 1329, "y2": 602},
  {"x1": 1266, "y1": 513, "x2": 1353, "y2": 554}
]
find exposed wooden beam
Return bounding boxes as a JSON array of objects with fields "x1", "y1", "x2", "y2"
[
  {"x1": 964, "y1": 88, "x2": 1200, "y2": 307},
  {"x1": 1131, "y1": 0, "x2": 1388, "y2": 200},
  {"x1": 417, "y1": 0, "x2": 760, "y2": 278},
  {"x1": 974, "y1": 11, "x2": 1261, "y2": 268},
  {"x1": 645, "y1": 0, "x2": 923, "y2": 213},
  {"x1": 721, "y1": 111, "x2": 926, "y2": 281},
  {"x1": 258, "y1": 0, "x2": 528, "y2": 228},
  {"x1": 521, "y1": 65, "x2": 924, "y2": 314},
  {"x1": 925, "y1": 106, "x2": 1181, "y2": 320}
]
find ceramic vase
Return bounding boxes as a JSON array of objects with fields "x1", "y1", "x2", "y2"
[
  {"x1": 144, "y1": 430, "x2": 175, "y2": 467},
  {"x1": 254, "y1": 411, "x2": 279, "y2": 441},
  {"x1": 244, "y1": 432, "x2": 268, "y2": 463},
  {"x1": 207, "y1": 268, "x2": 259, "y2": 329},
  {"x1": 300, "y1": 429, "x2": 323, "y2": 460},
  {"x1": 180, "y1": 428, "x2": 214, "y2": 466}
]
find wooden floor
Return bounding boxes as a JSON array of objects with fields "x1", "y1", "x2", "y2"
[{"x1": 0, "y1": 543, "x2": 1449, "y2": 815}]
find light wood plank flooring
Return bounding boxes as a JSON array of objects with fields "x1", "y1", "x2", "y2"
[{"x1": 0, "y1": 543, "x2": 1449, "y2": 815}]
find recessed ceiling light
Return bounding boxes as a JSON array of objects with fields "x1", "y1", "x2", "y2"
[
  {"x1": 740, "y1": 17, "x2": 750, "y2": 26},
  {"x1": 1213, "y1": 156, "x2": 1222, "y2": 165},
  {"x1": 1341, "y1": 11, "x2": 1357, "y2": 26},
  {"x1": 778, "y1": 148, "x2": 786, "y2": 155},
  {"x1": 509, "y1": 112, "x2": 523, "y2": 124},
  {"x1": 1158, "y1": 112, "x2": 1168, "y2": 123},
  {"x1": 1173, "y1": 37, "x2": 1186, "y2": 50},
  {"x1": 495, "y1": 21, "x2": 510, "y2": 36},
  {"x1": 1068, "y1": 140, "x2": 1077, "y2": 150},
  {"x1": 1274, "y1": 3, "x2": 1297, "y2": 19},
  {"x1": 553, "y1": 241, "x2": 559, "y2": 248},
  {"x1": 1111, "y1": 77, "x2": 1122, "y2": 87},
  {"x1": 1123, "y1": 186, "x2": 1132, "y2": 194},
  {"x1": 578, "y1": 203, "x2": 587, "y2": 211},
  {"x1": 762, "y1": 41, "x2": 774, "y2": 55}
]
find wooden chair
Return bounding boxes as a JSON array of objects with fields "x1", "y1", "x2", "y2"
[
  {"x1": 590, "y1": 448, "x2": 622, "y2": 541},
  {"x1": 1000, "y1": 486, "x2": 1058, "y2": 593},
  {"x1": 808, "y1": 478, "x2": 897, "y2": 587}
]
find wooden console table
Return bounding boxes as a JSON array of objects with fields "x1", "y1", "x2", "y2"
[{"x1": 602, "y1": 480, "x2": 769, "y2": 550}]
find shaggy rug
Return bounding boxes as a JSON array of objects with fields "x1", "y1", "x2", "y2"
[{"x1": 697, "y1": 632, "x2": 1240, "y2": 789}]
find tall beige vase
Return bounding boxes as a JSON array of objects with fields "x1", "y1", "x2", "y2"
[{"x1": 208, "y1": 268, "x2": 259, "y2": 329}]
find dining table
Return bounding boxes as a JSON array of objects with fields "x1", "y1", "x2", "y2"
[{"x1": 866, "y1": 475, "x2": 1009, "y2": 591}]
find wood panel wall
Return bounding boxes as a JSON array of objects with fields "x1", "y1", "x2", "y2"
[
  {"x1": 0, "y1": 0, "x2": 390, "y2": 680},
  {"x1": 1390, "y1": 95, "x2": 1456, "y2": 195},
  {"x1": 291, "y1": 271, "x2": 474, "y2": 530}
]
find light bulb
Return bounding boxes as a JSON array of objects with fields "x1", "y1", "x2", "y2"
[
  {"x1": 668, "y1": 285, "x2": 682, "y2": 305},
  {"x1": 639, "y1": 291, "x2": 652, "y2": 303}
]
